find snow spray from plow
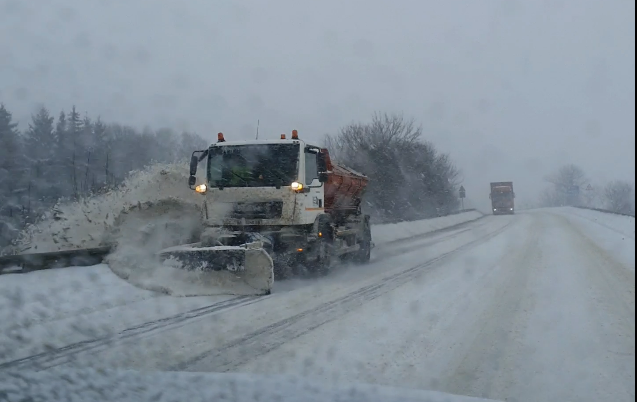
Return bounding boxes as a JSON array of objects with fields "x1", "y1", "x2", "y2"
[
  {"x1": 0, "y1": 163, "x2": 274, "y2": 296},
  {"x1": 104, "y1": 199, "x2": 273, "y2": 296}
]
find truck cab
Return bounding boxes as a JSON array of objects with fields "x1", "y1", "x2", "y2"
[
  {"x1": 189, "y1": 132, "x2": 329, "y2": 230},
  {"x1": 489, "y1": 181, "x2": 515, "y2": 215}
]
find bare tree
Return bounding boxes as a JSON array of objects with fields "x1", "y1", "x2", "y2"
[
  {"x1": 540, "y1": 187, "x2": 563, "y2": 207},
  {"x1": 545, "y1": 164, "x2": 588, "y2": 189},
  {"x1": 325, "y1": 112, "x2": 460, "y2": 222},
  {"x1": 542, "y1": 164, "x2": 589, "y2": 206},
  {"x1": 604, "y1": 181, "x2": 635, "y2": 215}
]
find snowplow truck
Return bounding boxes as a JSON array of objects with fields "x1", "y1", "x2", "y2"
[
  {"x1": 161, "y1": 130, "x2": 372, "y2": 293},
  {"x1": 489, "y1": 182, "x2": 515, "y2": 215}
]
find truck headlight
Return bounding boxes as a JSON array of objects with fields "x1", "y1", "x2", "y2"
[
  {"x1": 195, "y1": 184, "x2": 207, "y2": 194},
  {"x1": 291, "y1": 182, "x2": 304, "y2": 191}
]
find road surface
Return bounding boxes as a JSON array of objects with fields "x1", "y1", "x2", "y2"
[{"x1": 1, "y1": 209, "x2": 634, "y2": 402}]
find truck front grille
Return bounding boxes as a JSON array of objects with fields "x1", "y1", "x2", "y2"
[{"x1": 231, "y1": 201, "x2": 283, "y2": 220}]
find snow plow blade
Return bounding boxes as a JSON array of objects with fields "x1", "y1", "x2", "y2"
[{"x1": 159, "y1": 242, "x2": 274, "y2": 295}]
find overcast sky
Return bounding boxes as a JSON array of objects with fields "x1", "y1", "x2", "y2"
[{"x1": 1, "y1": 0, "x2": 634, "y2": 210}]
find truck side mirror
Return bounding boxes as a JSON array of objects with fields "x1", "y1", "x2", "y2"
[
  {"x1": 190, "y1": 154, "x2": 199, "y2": 176},
  {"x1": 317, "y1": 153, "x2": 326, "y2": 171},
  {"x1": 316, "y1": 151, "x2": 329, "y2": 183},
  {"x1": 188, "y1": 175, "x2": 197, "y2": 187}
]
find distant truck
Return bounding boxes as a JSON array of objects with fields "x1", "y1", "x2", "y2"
[{"x1": 490, "y1": 182, "x2": 515, "y2": 215}]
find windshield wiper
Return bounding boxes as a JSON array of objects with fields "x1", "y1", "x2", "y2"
[
  {"x1": 228, "y1": 170, "x2": 251, "y2": 186},
  {"x1": 262, "y1": 168, "x2": 287, "y2": 189}
]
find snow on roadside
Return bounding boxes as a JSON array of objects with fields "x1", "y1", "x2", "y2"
[
  {"x1": 8, "y1": 163, "x2": 202, "y2": 255},
  {"x1": 559, "y1": 207, "x2": 634, "y2": 239},
  {"x1": 372, "y1": 210, "x2": 484, "y2": 246},
  {"x1": 549, "y1": 207, "x2": 635, "y2": 272},
  {"x1": 0, "y1": 263, "x2": 232, "y2": 362},
  {"x1": 0, "y1": 265, "x2": 156, "y2": 327}
]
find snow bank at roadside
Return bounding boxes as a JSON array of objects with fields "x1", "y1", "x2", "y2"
[
  {"x1": 8, "y1": 163, "x2": 202, "y2": 255},
  {"x1": 561, "y1": 207, "x2": 634, "y2": 239},
  {"x1": 548, "y1": 207, "x2": 635, "y2": 271},
  {"x1": 372, "y1": 210, "x2": 484, "y2": 246}
]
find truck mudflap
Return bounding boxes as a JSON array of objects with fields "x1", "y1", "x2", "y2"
[{"x1": 159, "y1": 242, "x2": 274, "y2": 295}]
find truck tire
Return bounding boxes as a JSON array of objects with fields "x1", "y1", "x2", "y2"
[
  {"x1": 309, "y1": 215, "x2": 334, "y2": 276},
  {"x1": 272, "y1": 255, "x2": 293, "y2": 280},
  {"x1": 355, "y1": 240, "x2": 371, "y2": 263},
  {"x1": 314, "y1": 237, "x2": 333, "y2": 276},
  {"x1": 354, "y1": 215, "x2": 371, "y2": 264}
]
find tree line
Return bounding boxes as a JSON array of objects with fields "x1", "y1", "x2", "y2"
[
  {"x1": 0, "y1": 105, "x2": 463, "y2": 248},
  {"x1": 541, "y1": 163, "x2": 635, "y2": 215},
  {"x1": 0, "y1": 103, "x2": 208, "y2": 248},
  {"x1": 325, "y1": 112, "x2": 462, "y2": 222}
]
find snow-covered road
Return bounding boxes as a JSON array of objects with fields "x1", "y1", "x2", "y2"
[{"x1": 1, "y1": 208, "x2": 634, "y2": 402}]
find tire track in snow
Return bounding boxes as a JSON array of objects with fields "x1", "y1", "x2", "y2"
[
  {"x1": 560, "y1": 214, "x2": 635, "y2": 340},
  {"x1": 565, "y1": 217, "x2": 635, "y2": 402},
  {"x1": 370, "y1": 220, "x2": 489, "y2": 263},
  {"x1": 376, "y1": 214, "x2": 487, "y2": 249},
  {"x1": 176, "y1": 220, "x2": 514, "y2": 372},
  {"x1": 440, "y1": 215, "x2": 544, "y2": 400},
  {"x1": 0, "y1": 295, "x2": 264, "y2": 371},
  {"x1": 440, "y1": 212, "x2": 634, "y2": 402}
]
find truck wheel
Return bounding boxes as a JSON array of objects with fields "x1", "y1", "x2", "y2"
[
  {"x1": 354, "y1": 216, "x2": 372, "y2": 264},
  {"x1": 314, "y1": 238, "x2": 333, "y2": 276},
  {"x1": 272, "y1": 258, "x2": 291, "y2": 280},
  {"x1": 309, "y1": 216, "x2": 333, "y2": 276},
  {"x1": 355, "y1": 240, "x2": 371, "y2": 263}
]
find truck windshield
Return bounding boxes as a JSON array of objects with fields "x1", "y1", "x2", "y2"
[
  {"x1": 492, "y1": 190, "x2": 513, "y2": 205},
  {"x1": 207, "y1": 144, "x2": 300, "y2": 188}
]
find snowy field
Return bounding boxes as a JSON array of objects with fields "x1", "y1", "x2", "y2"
[{"x1": 1, "y1": 207, "x2": 634, "y2": 402}]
